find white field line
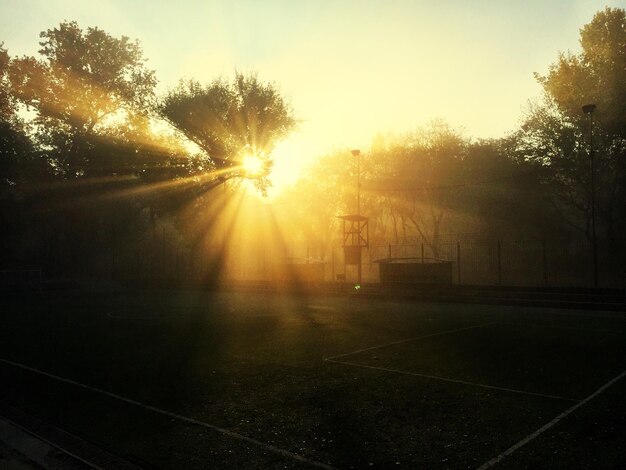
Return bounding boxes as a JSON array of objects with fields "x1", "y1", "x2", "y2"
[
  {"x1": 0, "y1": 358, "x2": 337, "y2": 470},
  {"x1": 477, "y1": 368, "x2": 626, "y2": 469},
  {"x1": 324, "y1": 322, "x2": 496, "y2": 361},
  {"x1": 324, "y1": 321, "x2": 577, "y2": 401},
  {"x1": 326, "y1": 359, "x2": 577, "y2": 402},
  {"x1": 499, "y1": 322, "x2": 626, "y2": 335}
]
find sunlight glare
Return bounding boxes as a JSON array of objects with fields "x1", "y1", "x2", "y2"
[
  {"x1": 242, "y1": 154, "x2": 264, "y2": 176},
  {"x1": 266, "y1": 137, "x2": 317, "y2": 198}
]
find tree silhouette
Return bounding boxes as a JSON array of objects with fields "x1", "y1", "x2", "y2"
[
  {"x1": 537, "y1": 7, "x2": 626, "y2": 136},
  {"x1": 517, "y1": 7, "x2": 626, "y2": 256},
  {"x1": 1, "y1": 43, "x2": 38, "y2": 191},
  {"x1": 158, "y1": 73, "x2": 295, "y2": 194},
  {"x1": 0, "y1": 43, "x2": 14, "y2": 122},
  {"x1": 9, "y1": 21, "x2": 157, "y2": 178}
]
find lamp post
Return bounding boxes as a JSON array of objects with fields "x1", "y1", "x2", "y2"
[
  {"x1": 350, "y1": 149, "x2": 363, "y2": 285},
  {"x1": 351, "y1": 149, "x2": 361, "y2": 215},
  {"x1": 582, "y1": 103, "x2": 598, "y2": 288}
]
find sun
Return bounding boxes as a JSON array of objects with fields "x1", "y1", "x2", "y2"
[
  {"x1": 240, "y1": 138, "x2": 318, "y2": 198},
  {"x1": 242, "y1": 154, "x2": 265, "y2": 176}
]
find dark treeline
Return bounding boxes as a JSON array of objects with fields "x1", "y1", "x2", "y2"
[
  {"x1": 1, "y1": 8, "x2": 625, "y2": 287},
  {"x1": 278, "y1": 7, "x2": 626, "y2": 286},
  {"x1": 0, "y1": 21, "x2": 294, "y2": 281}
]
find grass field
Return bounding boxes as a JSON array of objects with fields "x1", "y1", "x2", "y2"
[{"x1": 0, "y1": 289, "x2": 625, "y2": 469}]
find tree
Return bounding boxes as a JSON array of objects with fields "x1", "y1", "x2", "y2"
[
  {"x1": 514, "y1": 100, "x2": 592, "y2": 237},
  {"x1": 4, "y1": 22, "x2": 180, "y2": 276},
  {"x1": 158, "y1": 73, "x2": 296, "y2": 194},
  {"x1": 285, "y1": 122, "x2": 482, "y2": 260},
  {"x1": 363, "y1": 121, "x2": 468, "y2": 256},
  {"x1": 9, "y1": 21, "x2": 157, "y2": 178},
  {"x1": 1, "y1": 43, "x2": 39, "y2": 190},
  {"x1": 517, "y1": 7, "x2": 626, "y2": 259},
  {"x1": 0, "y1": 43, "x2": 13, "y2": 122},
  {"x1": 537, "y1": 7, "x2": 626, "y2": 137},
  {"x1": 277, "y1": 149, "x2": 354, "y2": 261}
]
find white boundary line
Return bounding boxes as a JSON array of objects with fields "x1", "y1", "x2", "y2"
[
  {"x1": 477, "y1": 368, "x2": 626, "y2": 469},
  {"x1": 499, "y1": 322, "x2": 626, "y2": 335},
  {"x1": 325, "y1": 322, "x2": 497, "y2": 361},
  {"x1": 0, "y1": 358, "x2": 336, "y2": 470},
  {"x1": 326, "y1": 359, "x2": 577, "y2": 402},
  {"x1": 324, "y1": 321, "x2": 577, "y2": 402}
]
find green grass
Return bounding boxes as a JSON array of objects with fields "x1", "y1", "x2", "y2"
[{"x1": 0, "y1": 289, "x2": 625, "y2": 469}]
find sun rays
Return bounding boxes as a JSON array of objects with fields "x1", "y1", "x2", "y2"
[
  {"x1": 27, "y1": 152, "x2": 312, "y2": 286},
  {"x1": 168, "y1": 181, "x2": 311, "y2": 286},
  {"x1": 241, "y1": 153, "x2": 264, "y2": 176}
]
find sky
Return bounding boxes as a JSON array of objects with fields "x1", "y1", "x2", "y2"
[{"x1": 1, "y1": 0, "x2": 624, "y2": 189}]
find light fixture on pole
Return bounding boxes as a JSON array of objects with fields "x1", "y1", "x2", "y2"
[{"x1": 582, "y1": 103, "x2": 598, "y2": 288}]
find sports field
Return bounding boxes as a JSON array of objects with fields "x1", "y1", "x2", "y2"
[{"x1": 1, "y1": 289, "x2": 625, "y2": 469}]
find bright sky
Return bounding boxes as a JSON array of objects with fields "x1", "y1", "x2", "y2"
[{"x1": 1, "y1": 0, "x2": 624, "y2": 190}]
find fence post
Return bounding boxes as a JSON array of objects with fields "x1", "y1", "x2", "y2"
[
  {"x1": 497, "y1": 240, "x2": 502, "y2": 285},
  {"x1": 457, "y1": 241, "x2": 461, "y2": 284},
  {"x1": 421, "y1": 243, "x2": 425, "y2": 264}
]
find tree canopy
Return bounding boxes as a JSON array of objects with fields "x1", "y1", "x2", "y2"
[
  {"x1": 0, "y1": 10, "x2": 624, "y2": 284},
  {"x1": 536, "y1": 7, "x2": 626, "y2": 136},
  {"x1": 158, "y1": 73, "x2": 296, "y2": 193},
  {"x1": 9, "y1": 21, "x2": 158, "y2": 177},
  {"x1": 0, "y1": 43, "x2": 14, "y2": 122},
  {"x1": 518, "y1": 7, "x2": 626, "y2": 249}
]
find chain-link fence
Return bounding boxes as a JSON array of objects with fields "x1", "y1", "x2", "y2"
[
  {"x1": 27, "y1": 227, "x2": 621, "y2": 289},
  {"x1": 367, "y1": 238, "x2": 605, "y2": 287}
]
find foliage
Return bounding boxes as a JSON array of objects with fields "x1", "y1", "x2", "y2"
[
  {"x1": 0, "y1": 43, "x2": 14, "y2": 122},
  {"x1": 276, "y1": 149, "x2": 353, "y2": 259},
  {"x1": 1, "y1": 10, "x2": 624, "y2": 282},
  {"x1": 518, "y1": 7, "x2": 626, "y2": 253},
  {"x1": 536, "y1": 7, "x2": 626, "y2": 136},
  {"x1": 289, "y1": 119, "x2": 555, "y2": 261},
  {"x1": 158, "y1": 73, "x2": 296, "y2": 193},
  {"x1": 9, "y1": 21, "x2": 158, "y2": 178},
  {"x1": 1, "y1": 44, "x2": 43, "y2": 193}
]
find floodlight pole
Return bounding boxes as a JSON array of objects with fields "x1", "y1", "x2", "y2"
[
  {"x1": 351, "y1": 149, "x2": 361, "y2": 216},
  {"x1": 351, "y1": 149, "x2": 362, "y2": 284},
  {"x1": 582, "y1": 104, "x2": 598, "y2": 288},
  {"x1": 358, "y1": 152, "x2": 361, "y2": 216}
]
